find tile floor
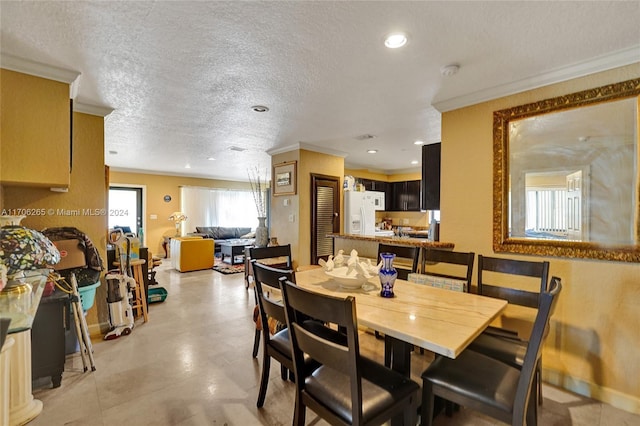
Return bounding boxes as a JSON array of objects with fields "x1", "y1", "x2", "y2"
[{"x1": 29, "y1": 262, "x2": 640, "y2": 425}]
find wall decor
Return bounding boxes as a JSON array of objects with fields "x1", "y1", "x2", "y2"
[
  {"x1": 493, "y1": 78, "x2": 640, "y2": 262},
  {"x1": 273, "y1": 161, "x2": 297, "y2": 196}
]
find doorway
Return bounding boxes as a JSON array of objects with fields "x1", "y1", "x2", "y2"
[
  {"x1": 310, "y1": 174, "x2": 340, "y2": 264},
  {"x1": 108, "y1": 186, "x2": 143, "y2": 241}
]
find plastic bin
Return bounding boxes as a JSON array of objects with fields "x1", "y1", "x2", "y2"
[
  {"x1": 78, "y1": 282, "x2": 100, "y2": 311},
  {"x1": 148, "y1": 287, "x2": 168, "y2": 304}
]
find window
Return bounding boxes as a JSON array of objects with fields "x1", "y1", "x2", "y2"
[{"x1": 526, "y1": 187, "x2": 567, "y2": 238}]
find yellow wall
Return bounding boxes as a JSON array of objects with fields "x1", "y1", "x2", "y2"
[
  {"x1": 270, "y1": 149, "x2": 344, "y2": 268},
  {"x1": 108, "y1": 171, "x2": 251, "y2": 256},
  {"x1": 442, "y1": 63, "x2": 640, "y2": 412},
  {"x1": 3, "y1": 111, "x2": 108, "y2": 333},
  {"x1": 1, "y1": 69, "x2": 71, "y2": 187}
]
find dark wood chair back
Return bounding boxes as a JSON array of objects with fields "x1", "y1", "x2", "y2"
[
  {"x1": 422, "y1": 249, "x2": 475, "y2": 292},
  {"x1": 377, "y1": 243, "x2": 420, "y2": 280},
  {"x1": 280, "y1": 279, "x2": 419, "y2": 425},
  {"x1": 251, "y1": 261, "x2": 297, "y2": 407},
  {"x1": 477, "y1": 255, "x2": 549, "y2": 308},
  {"x1": 249, "y1": 244, "x2": 292, "y2": 268}
]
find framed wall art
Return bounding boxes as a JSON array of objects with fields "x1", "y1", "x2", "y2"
[{"x1": 273, "y1": 161, "x2": 297, "y2": 196}]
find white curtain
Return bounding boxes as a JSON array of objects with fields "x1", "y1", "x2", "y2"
[{"x1": 180, "y1": 187, "x2": 260, "y2": 233}]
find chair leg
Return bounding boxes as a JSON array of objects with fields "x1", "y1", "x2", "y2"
[
  {"x1": 526, "y1": 382, "x2": 538, "y2": 425},
  {"x1": 537, "y1": 359, "x2": 543, "y2": 405},
  {"x1": 420, "y1": 382, "x2": 435, "y2": 426},
  {"x1": 256, "y1": 354, "x2": 271, "y2": 407},
  {"x1": 252, "y1": 329, "x2": 260, "y2": 358},
  {"x1": 293, "y1": 399, "x2": 305, "y2": 426},
  {"x1": 280, "y1": 364, "x2": 288, "y2": 380}
]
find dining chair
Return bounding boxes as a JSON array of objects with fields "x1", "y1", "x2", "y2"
[
  {"x1": 468, "y1": 255, "x2": 550, "y2": 405},
  {"x1": 279, "y1": 278, "x2": 421, "y2": 426},
  {"x1": 248, "y1": 244, "x2": 293, "y2": 357},
  {"x1": 251, "y1": 261, "x2": 299, "y2": 408},
  {"x1": 405, "y1": 248, "x2": 475, "y2": 360},
  {"x1": 421, "y1": 248, "x2": 475, "y2": 292},
  {"x1": 375, "y1": 243, "x2": 420, "y2": 341},
  {"x1": 376, "y1": 243, "x2": 420, "y2": 280},
  {"x1": 421, "y1": 276, "x2": 562, "y2": 426}
]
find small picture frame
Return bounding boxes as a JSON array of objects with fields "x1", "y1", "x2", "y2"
[{"x1": 273, "y1": 161, "x2": 297, "y2": 196}]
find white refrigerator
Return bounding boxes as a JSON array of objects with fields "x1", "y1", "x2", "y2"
[{"x1": 344, "y1": 191, "x2": 384, "y2": 236}]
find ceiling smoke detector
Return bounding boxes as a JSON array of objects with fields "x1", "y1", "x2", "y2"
[
  {"x1": 355, "y1": 134, "x2": 376, "y2": 140},
  {"x1": 251, "y1": 105, "x2": 269, "y2": 112},
  {"x1": 441, "y1": 64, "x2": 460, "y2": 76}
]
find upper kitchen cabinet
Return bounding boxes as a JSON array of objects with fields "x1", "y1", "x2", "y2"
[
  {"x1": 359, "y1": 178, "x2": 388, "y2": 193},
  {"x1": 421, "y1": 143, "x2": 441, "y2": 210},
  {"x1": 1, "y1": 68, "x2": 75, "y2": 188},
  {"x1": 388, "y1": 180, "x2": 422, "y2": 211}
]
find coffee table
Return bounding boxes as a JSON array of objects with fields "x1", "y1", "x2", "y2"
[{"x1": 219, "y1": 241, "x2": 252, "y2": 265}]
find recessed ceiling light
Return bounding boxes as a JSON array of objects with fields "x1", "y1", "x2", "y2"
[
  {"x1": 414, "y1": 140, "x2": 424, "y2": 145},
  {"x1": 367, "y1": 150, "x2": 378, "y2": 154},
  {"x1": 384, "y1": 33, "x2": 408, "y2": 49},
  {"x1": 185, "y1": 164, "x2": 191, "y2": 169},
  {"x1": 207, "y1": 157, "x2": 215, "y2": 161},
  {"x1": 411, "y1": 160, "x2": 419, "y2": 165},
  {"x1": 251, "y1": 105, "x2": 269, "y2": 112}
]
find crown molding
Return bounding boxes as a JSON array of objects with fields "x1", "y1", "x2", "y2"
[
  {"x1": 267, "y1": 142, "x2": 348, "y2": 158},
  {"x1": 433, "y1": 46, "x2": 640, "y2": 112},
  {"x1": 73, "y1": 101, "x2": 114, "y2": 117},
  {"x1": 1, "y1": 53, "x2": 82, "y2": 98}
]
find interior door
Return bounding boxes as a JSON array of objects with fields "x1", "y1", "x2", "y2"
[
  {"x1": 566, "y1": 170, "x2": 583, "y2": 241},
  {"x1": 311, "y1": 174, "x2": 340, "y2": 264}
]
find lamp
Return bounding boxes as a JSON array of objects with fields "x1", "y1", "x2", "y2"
[
  {"x1": 0, "y1": 225, "x2": 60, "y2": 293},
  {"x1": 168, "y1": 212, "x2": 187, "y2": 237}
]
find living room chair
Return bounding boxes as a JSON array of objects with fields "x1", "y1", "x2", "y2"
[
  {"x1": 468, "y1": 255, "x2": 550, "y2": 405},
  {"x1": 251, "y1": 261, "x2": 300, "y2": 408},
  {"x1": 279, "y1": 278, "x2": 420, "y2": 426},
  {"x1": 421, "y1": 276, "x2": 561, "y2": 426}
]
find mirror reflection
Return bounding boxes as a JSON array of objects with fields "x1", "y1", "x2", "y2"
[
  {"x1": 509, "y1": 97, "x2": 638, "y2": 245},
  {"x1": 493, "y1": 78, "x2": 640, "y2": 262}
]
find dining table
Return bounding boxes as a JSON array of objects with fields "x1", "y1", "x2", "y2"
[{"x1": 294, "y1": 267, "x2": 508, "y2": 376}]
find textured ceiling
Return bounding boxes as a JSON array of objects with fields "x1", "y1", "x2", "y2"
[{"x1": 1, "y1": 1, "x2": 639, "y2": 182}]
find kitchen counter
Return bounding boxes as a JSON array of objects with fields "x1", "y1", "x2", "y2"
[{"x1": 328, "y1": 233, "x2": 454, "y2": 249}]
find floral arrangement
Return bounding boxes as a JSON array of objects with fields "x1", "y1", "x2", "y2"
[{"x1": 247, "y1": 166, "x2": 268, "y2": 218}]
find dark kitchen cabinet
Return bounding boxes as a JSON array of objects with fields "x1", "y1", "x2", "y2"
[
  {"x1": 388, "y1": 180, "x2": 422, "y2": 211},
  {"x1": 422, "y1": 142, "x2": 441, "y2": 210},
  {"x1": 359, "y1": 178, "x2": 388, "y2": 193}
]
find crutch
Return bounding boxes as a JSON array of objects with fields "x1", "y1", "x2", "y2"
[{"x1": 71, "y1": 272, "x2": 97, "y2": 371}]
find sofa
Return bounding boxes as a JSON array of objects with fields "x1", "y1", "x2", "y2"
[
  {"x1": 192, "y1": 227, "x2": 255, "y2": 254},
  {"x1": 170, "y1": 237, "x2": 215, "y2": 272}
]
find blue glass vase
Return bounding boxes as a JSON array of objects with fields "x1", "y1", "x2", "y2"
[{"x1": 378, "y1": 252, "x2": 398, "y2": 298}]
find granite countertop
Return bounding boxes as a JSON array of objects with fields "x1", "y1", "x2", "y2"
[{"x1": 328, "y1": 233, "x2": 454, "y2": 249}]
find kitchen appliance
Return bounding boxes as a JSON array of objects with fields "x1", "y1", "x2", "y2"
[{"x1": 344, "y1": 191, "x2": 385, "y2": 236}]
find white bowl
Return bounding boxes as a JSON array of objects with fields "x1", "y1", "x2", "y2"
[{"x1": 324, "y1": 267, "x2": 368, "y2": 289}]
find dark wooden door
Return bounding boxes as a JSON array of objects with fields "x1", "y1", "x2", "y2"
[{"x1": 311, "y1": 174, "x2": 340, "y2": 264}]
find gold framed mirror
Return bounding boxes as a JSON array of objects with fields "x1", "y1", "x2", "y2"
[{"x1": 493, "y1": 78, "x2": 640, "y2": 262}]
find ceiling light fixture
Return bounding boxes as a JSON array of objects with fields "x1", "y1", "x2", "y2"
[
  {"x1": 441, "y1": 64, "x2": 460, "y2": 76},
  {"x1": 411, "y1": 160, "x2": 419, "y2": 165},
  {"x1": 207, "y1": 157, "x2": 215, "y2": 161},
  {"x1": 251, "y1": 105, "x2": 269, "y2": 113},
  {"x1": 384, "y1": 33, "x2": 408, "y2": 49},
  {"x1": 185, "y1": 164, "x2": 191, "y2": 169},
  {"x1": 367, "y1": 150, "x2": 378, "y2": 154},
  {"x1": 413, "y1": 140, "x2": 424, "y2": 145}
]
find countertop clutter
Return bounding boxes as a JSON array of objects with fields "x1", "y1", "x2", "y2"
[{"x1": 328, "y1": 233, "x2": 454, "y2": 249}]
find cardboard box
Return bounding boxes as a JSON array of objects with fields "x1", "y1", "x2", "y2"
[{"x1": 53, "y1": 239, "x2": 86, "y2": 270}]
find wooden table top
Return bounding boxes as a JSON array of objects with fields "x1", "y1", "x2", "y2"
[{"x1": 295, "y1": 267, "x2": 507, "y2": 359}]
